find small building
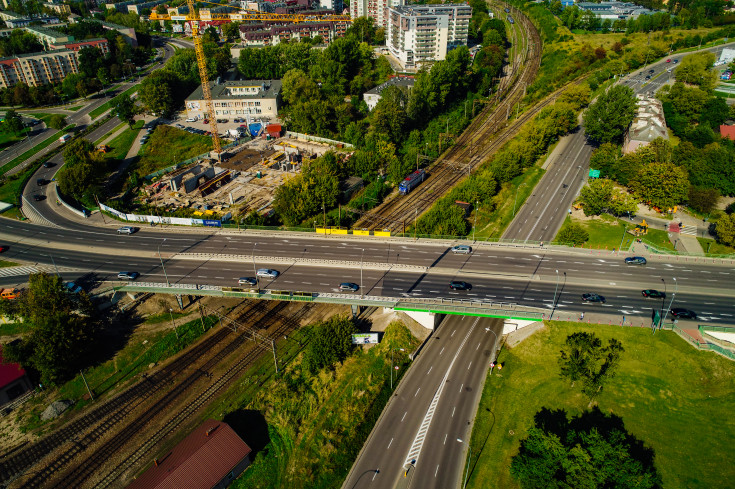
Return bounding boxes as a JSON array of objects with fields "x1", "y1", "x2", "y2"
[
  {"x1": 719, "y1": 124, "x2": 735, "y2": 141},
  {"x1": 185, "y1": 79, "x2": 282, "y2": 121},
  {"x1": 126, "y1": 419, "x2": 252, "y2": 489},
  {"x1": 363, "y1": 76, "x2": 415, "y2": 111},
  {"x1": 622, "y1": 96, "x2": 668, "y2": 154},
  {"x1": 0, "y1": 345, "x2": 33, "y2": 407}
]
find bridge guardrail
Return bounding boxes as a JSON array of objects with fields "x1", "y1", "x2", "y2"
[{"x1": 174, "y1": 253, "x2": 428, "y2": 271}]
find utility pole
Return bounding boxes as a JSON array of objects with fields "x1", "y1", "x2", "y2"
[{"x1": 80, "y1": 370, "x2": 94, "y2": 401}]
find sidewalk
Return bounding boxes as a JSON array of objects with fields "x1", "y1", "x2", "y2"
[{"x1": 622, "y1": 204, "x2": 707, "y2": 254}]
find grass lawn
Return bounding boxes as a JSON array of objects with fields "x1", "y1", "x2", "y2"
[
  {"x1": 133, "y1": 125, "x2": 212, "y2": 177},
  {"x1": 66, "y1": 105, "x2": 82, "y2": 111},
  {"x1": 559, "y1": 215, "x2": 676, "y2": 252},
  {"x1": 88, "y1": 84, "x2": 139, "y2": 120},
  {"x1": 104, "y1": 120, "x2": 144, "y2": 161},
  {"x1": 0, "y1": 321, "x2": 31, "y2": 337},
  {"x1": 466, "y1": 321, "x2": 735, "y2": 489},
  {"x1": 0, "y1": 129, "x2": 31, "y2": 151},
  {"x1": 0, "y1": 259, "x2": 18, "y2": 267},
  {"x1": 94, "y1": 122, "x2": 126, "y2": 146},
  {"x1": 697, "y1": 237, "x2": 735, "y2": 256}
]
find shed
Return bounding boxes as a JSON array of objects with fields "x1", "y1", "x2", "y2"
[
  {"x1": 126, "y1": 419, "x2": 252, "y2": 489},
  {"x1": 266, "y1": 124, "x2": 282, "y2": 138},
  {"x1": 0, "y1": 345, "x2": 33, "y2": 407}
]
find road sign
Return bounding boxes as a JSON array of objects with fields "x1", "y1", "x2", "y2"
[{"x1": 589, "y1": 169, "x2": 601, "y2": 178}]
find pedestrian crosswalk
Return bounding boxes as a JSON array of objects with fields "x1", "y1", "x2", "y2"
[
  {"x1": 0, "y1": 265, "x2": 39, "y2": 278},
  {"x1": 680, "y1": 226, "x2": 698, "y2": 236}
]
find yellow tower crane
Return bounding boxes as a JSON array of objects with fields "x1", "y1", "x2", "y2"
[{"x1": 186, "y1": 0, "x2": 221, "y2": 155}]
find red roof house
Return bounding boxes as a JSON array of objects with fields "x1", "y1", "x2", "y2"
[
  {"x1": 720, "y1": 125, "x2": 735, "y2": 140},
  {"x1": 0, "y1": 345, "x2": 33, "y2": 407},
  {"x1": 126, "y1": 419, "x2": 252, "y2": 489}
]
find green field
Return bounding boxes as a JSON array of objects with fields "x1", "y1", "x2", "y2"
[
  {"x1": 104, "y1": 120, "x2": 144, "y2": 162},
  {"x1": 697, "y1": 237, "x2": 735, "y2": 256},
  {"x1": 0, "y1": 259, "x2": 18, "y2": 267},
  {"x1": 559, "y1": 215, "x2": 676, "y2": 252},
  {"x1": 466, "y1": 321, "x2": 735, "y2": 489},
  {"x1": 132, "y1": 125, "x2": 212, "y2": 177}
]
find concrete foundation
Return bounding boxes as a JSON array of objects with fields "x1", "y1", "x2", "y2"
[{"x1": 386, "y1": 308, "x2": 443, "y2": 330}]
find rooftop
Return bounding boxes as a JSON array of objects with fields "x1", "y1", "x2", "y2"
[
  {"x1": 186, "y1": 79, "x2": 282, "y2": 101},
  {"x1": 365, "y1": 76, "x2": 415, "y2": 96},
  {"x1": 126, "y1": 419, "x2": 251, "y2": 489}
]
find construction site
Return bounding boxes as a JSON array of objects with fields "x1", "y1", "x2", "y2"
[{"x1": 136, "y1": 132, "x2": 340, "y2": 221}]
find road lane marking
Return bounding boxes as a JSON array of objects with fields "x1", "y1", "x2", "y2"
[
  {"x1": 440, "y1": 347, "x2": 445, "y2": 355},
  {"x1": 476, "y1": 342, "x2": 480, "y2": 350},
  {"x1": 414, "y1": 388, "x2": 421, "y2": 397},
  {"x1": 459, "y1": 383, "x2": 463, "y2": 393},
  {"x1": 451, "y1": 329, "x2": 456, "y2": 336},
  {"x1": 427, "y1": 366, "x2": 432, "y2": 375},
  {"x1": 388, "y1": 438, "x2": 394, "y2": 449},
  {"x1": 372, "y1": 470, "x2": 379, "y2": 481},
  {"x1": 435, "y1": 465, "x2": 439, "y2": 477},
  {"x1": 402, "y1": 412, "x2": 407, "y2": 422},
  {"x1": 452, "y1": 407, "x2": 456, "y2": 417},
  {"x1": 467, "y1": 361, "x2": 472, "y2": 370},
  {"x1": 444, "y1": 434, "x2": 447, "y2": 445}
]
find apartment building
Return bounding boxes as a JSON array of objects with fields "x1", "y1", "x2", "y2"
[
  {"x1": 23, "y1": 25, "x2": 72, "y2": 47},
  {"x1": 385, "y1": 3, "x2": 471, "y2": 69},
  {"x1": 350, "y1": 0, "x2": 404, "y2": 29},
  {"x1": 237, "y1": 19, "x2": 347, "y2": 46},
  {"x1": 0, "y1": 11, "x2": 60, "y2": 28},
  {"x1": 43, "y1": 2, "x2": 71, "y2": 14},
  {"x1": 50, "y1": 38, "x2": 110, "y2": 54},
  {"x1": 185, "y1": 79, "x2": 282, "y2": 120},
  {"x1": 0, "y1": 48, "x2": 78, "y2": 88}
]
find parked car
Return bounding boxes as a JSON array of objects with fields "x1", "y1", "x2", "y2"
[
  {"x1": 642, "y1": 289, "x2": 666, "y2": 299},
  {"x1": 449, "y1": 280, "x2": 471, "y2": 291},
  {"x1": 256, "y1": 268, "x2": 279, "y2": 278},
  {"x1": 65, "y1": 281, "x2": 83, "y2": 294},
  {"x1": 203, "y1": 119, "x2": 209, "y2": 124},
  {"x1": 624, "y1": 256, "x2": 647, "y2": 265},
  {"x1": 339, "y1": 282, "x2": 359, "y2": 292},
  {"x1": 582, "y1": 293, "x2": 606, "y2": 303},
  {"x1": 117, "y1": 226, "x2": 137, "y2": 235},
  {"x1": 666, "y1": 58, "x2": 672, "y2": 62},
  {"x1": 117, "y1": 271, "x2": 139, "y2": 280},
  {"x1": 451, "y1": 245, "x2": 472, "y2": 254},
  {"x1": 185, "y1": 117, "x2": 197, "y2": 122},
  {"x1": 238, "y1": 277, "x2": 257, "y2": 286},
  {"x1": 670, "y1": 308, "x2": 697, "y2": 319}
]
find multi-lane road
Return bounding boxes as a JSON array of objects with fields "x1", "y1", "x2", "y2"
[
  {"x1": 1, "y1": 218, "x2": 733, "y2": 324},
  {"x1": 344, "y1": 315, "x2": 502, "y2": 489}
]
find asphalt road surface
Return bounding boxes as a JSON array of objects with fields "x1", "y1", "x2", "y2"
[{"x1": 342, "y1": 315, "x2": 501, "y2": 489}]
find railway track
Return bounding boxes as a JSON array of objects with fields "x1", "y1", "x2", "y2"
[
  {"x1": 353, "y1": 2, "x2": 542, "y2": 233},
  {"x1": 1, "y1": 300, "x2": 303, "y2": 489},
  {"x1": 42, "y1": 302, "x2": 324, "y2": 489}
]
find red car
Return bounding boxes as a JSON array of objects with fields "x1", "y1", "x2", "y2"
[
  {"x1": 666, "y1": 58, "x2": 671, "y2": 63},
  {"x1": 203, "y1": 119, "x2": 209, "y2": 124},
  {"x1": 0, "y1": 245, "x2": 7, "y2": 253}
]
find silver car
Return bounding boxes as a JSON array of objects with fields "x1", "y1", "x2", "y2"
[
  {"x1": 256, "y1": 268, "x2": 279, "y2": 278},
  {"x1": 451, "y1": 245, "x2": 472, "y2": 254},
  {"x1": 117, "y1": 226, "x2": 136, "y2": 235}
]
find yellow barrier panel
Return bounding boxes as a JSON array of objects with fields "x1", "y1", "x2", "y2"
[
  {"x1": 332, "y1": 229, "x2": 349, "y2": 235},
  {"x1": 353, "y1": 230, "x2": 371, "y2": 236},
  {"x1": 315, "y1": 228, "x2": 328, "y2": 234},
  {"x1": 374, "y1": 231, "x2": 391, "y2": 237}
]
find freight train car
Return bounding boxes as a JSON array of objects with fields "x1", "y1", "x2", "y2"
[{"x1": 399, "y1": 169, "x2": 426, "y2": 195}]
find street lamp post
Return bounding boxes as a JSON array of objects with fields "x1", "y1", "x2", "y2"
[
  {"x1": 252, "y1": 242, "x2": 259, "y2": 289},
  {"x1": 360, "y1": 248, "x2": 365, "y2": 297},
  {"x1": 169, "y1": 308, "x2": 178, "y2": 339},
  {"x1": 158, "y1": 238, "x2": 170, "y2": 287},
  {"x1": 473, "y1": 201, "x2": 479, "y2": 241},
  {"x1": 618, "y1": 224, "x2": 627, "y2": 254},
  {"x1": 552, "y1": 269, "x2": 560, "y2": 317},
  {"x1": 390, "y1": 347, "x2": 405, "y2": 389},
  {"x1": 457, "y1": 438, "x2": 472, "y2": 489},
  {"x1": 661, "y1": 277, "x2": 677, "y2": 329},
  {"x1": 513, "y1": 183, "x2": 527, "y2": 217}
]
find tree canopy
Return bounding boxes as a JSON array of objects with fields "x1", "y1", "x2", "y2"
[
  {"x1": 303, "y1": 315, "x2": 357, "y2": 374},
  {"x1": 583, "y1": 85, "x2": 637, "y2": 144},
  {"x1": 510, "y1": 407, "x2": 661, "y2": 489},
  {"x1": 559, "y1": 332, "x2": 624, "y2": 401}
]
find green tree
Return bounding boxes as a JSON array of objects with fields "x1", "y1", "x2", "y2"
[
  {"x1": 714, "y1": 213, "x2": 735, "y2": 246},
  {"x1": 57, "y1": 139, "x2": 105, "y2": 199},
  {"x1": 510, "y1": 408, "x2": 661, "y2": 489},
  {"x1": 139, "y1": 70, "x2": 179, "y2": 118},
  {"x1": 303, "y1": 315, "x2": 356, "y2": 374},
  {"x1": 688, "y1": 186, "x2": 720, "y2": 214},
  {"x1": 3, "y1": 273, "x2": 97, "y2": 385},
  {"x1": 558, "y1": 332, "x2": 625, "y2": 401},
  {"x1": 3, "y1": 108, "x2": 24, "y2": 135},
  {"x1": 675, "y1": 51, "x2": 717, "y2": 89},
  {"x1": 583, "y1": 85, "x2": 637, "y2": 144},
  {"x1": 578, "y1": 178, "x2": 614, "y2": 216},
  {"x1": 557, "y1": 222, "x2": 589, "y2": 246},
  {"x1": 48, "y1": 114, "x2": 67, "y2": 130},
  {"x1": 629, "y1": 160, "x2": 689, "y2": 211},
  {"x1": 111, "y1": 93, "x2": 139, "y2": 127}
]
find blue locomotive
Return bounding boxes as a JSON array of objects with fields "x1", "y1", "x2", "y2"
[{"x1": 399, "y1": 169, "x2": 426, "y2": 195}]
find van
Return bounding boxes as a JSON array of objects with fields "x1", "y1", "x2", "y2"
[
  {"x1": 59, "y1": 134, "x2": 71, "y2": 143},
  {"x1": 0, "y1": 288, "x2": 19, "y2": 300}
]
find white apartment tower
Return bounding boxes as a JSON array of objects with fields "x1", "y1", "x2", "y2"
[
  {"x1": 386, "y1": 4, "x2": 471, "y2": 69},
  {"x1": 350, "y1": 0, "x2": 404, "y2": 29}
]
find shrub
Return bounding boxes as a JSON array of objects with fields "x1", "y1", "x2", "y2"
[{"x1": 557, "y1": 222, "x2": 589, "y2": 246}]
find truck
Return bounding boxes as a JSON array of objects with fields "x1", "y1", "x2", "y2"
[
  {"x1": 398, "y1": 169, "x2": 426, "y2": 195},
  {"x1": 226, "y1": 128, "x2": 244, "y2": 139}
]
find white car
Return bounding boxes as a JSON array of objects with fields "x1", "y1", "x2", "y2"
[
  {"x1": 117, "y1": 226, "x2": 136, "y2": 235},
  {"x1": 256, "y1": 268, "x2": 279, "y2": 278},
  {"x1": 185, "y1": 117, "x2": 197, "y2": 122},
  {"x1": 451, "y1": 245, "x2": 472, "y2": 254}
]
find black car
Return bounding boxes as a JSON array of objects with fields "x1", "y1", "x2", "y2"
[
  {"x1": 43, "y1": 162, "x2": 54, "y2": 168},
  {"x1": 32, "y1": 194, "x2": 45, "y2": 201},
  {"x1": 36, "y1": 178, "x2": 46, "y2": 186},
  {"x1": 670, "y1": 308, "x2": 697, "y2": 319},
  {"x1": 449, "y1": 281, "x2": 472, "y2": 291},
  {"x1": 642, "y1": 289, "x2": 665, "y2": 299},
  {"x1": 625, "y1": 256, "x2": 647, "y2": 265},
  {"x1": 582, "y1": 293, "x2": 606, "y2": 303}
]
